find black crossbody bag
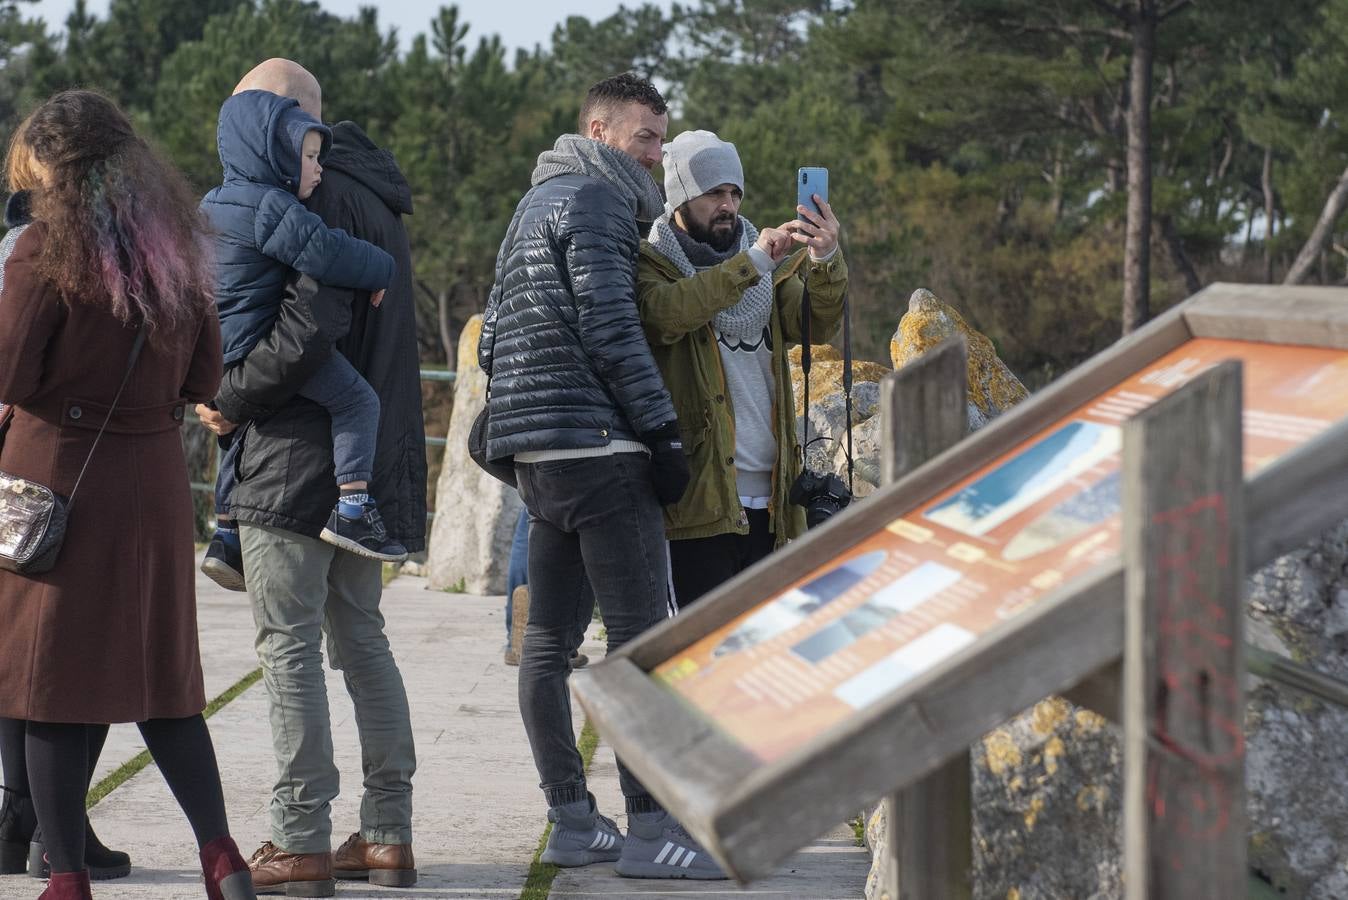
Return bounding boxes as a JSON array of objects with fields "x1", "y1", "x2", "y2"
[{"x1": 0, "y1": 326, "x2": 146, "y2": 575}]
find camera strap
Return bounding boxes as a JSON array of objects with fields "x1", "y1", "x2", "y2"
[{"x1": 798, "y1": 270, "x2": 854, "y2": 493}]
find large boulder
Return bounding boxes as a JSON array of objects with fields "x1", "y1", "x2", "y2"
[
  {"x1": 833, "y1": 413, "x2": 882, "y2": 499},
  {"x1": 970, "y1": 699, "x2": 1123, "y2": 899},
  {"x1": 1243, "y1": 518, "x2": 1348, "y2": 898},
  {"x1": 426, "y1": 315, "x2": 522, "y2": 595},
  {"x1": 890, "y1": 288, "x2": 1028, "y2": 425},
  {"x1": 788, "y1": 343, "x2": 892, "y2": 418}
]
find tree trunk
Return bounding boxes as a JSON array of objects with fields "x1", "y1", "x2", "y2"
[
  {"x1": 1122, "y1": 3, "x2": 1156, "y2": 334},
  {"x1": 1051, "y1": 145, "x2": 1065, "y2": 223},
  {"x1": 437, "y1": 288, "x2": 453, "y2": 366},
  {"x1": 1284, "y1": 163, "x2": 1348, "y2": 285},
  {"x1": 1159, "y1": 214, "x2": 1202, "y2": 296},
  {"x1": 1242, "y1": 198, "x2": 1254, "y2": 262},
  {"x1": 1262, "y1": 145, "x2": 1276, "y2": 283}
]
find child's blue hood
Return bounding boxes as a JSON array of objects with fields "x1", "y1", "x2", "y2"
[{"x1": 217, "y1": 90, "x2": 331, "y2": 191}]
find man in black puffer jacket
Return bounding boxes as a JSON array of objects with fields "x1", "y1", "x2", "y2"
[{"x1": 480, "y1": 75, "x2": 721, "y2": 881}]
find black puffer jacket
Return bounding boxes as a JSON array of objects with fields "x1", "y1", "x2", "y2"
[
  {"x1": 215, "y1": 122, "x2": 427, "y2": 550},
  {"x1": 480, "y1": 164, "x2": 675, "y2": 459}
]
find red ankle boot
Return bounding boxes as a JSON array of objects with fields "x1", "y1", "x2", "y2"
[
  {"x1": 39, "y1": 869, "x2": 93, "y2": 899},
  {"x1": 200, "y1": 835, "x2": 255, "y2": 900}
]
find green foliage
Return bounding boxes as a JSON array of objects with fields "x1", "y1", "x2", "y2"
[{"x1": 5, "y1": 0, "x2": 1348, "y2": 382}]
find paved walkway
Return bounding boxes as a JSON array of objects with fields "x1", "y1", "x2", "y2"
[{"x1": 0, "y1": 560, "x2": 869, "y2": 899}]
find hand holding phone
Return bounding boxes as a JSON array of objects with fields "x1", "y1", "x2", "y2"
[
  {"x1": 791, "y1": 166, "x2": 840, "y2": 258},
  {"x1": 797, "y1": 167, "x2": 828, "y2": 215}
]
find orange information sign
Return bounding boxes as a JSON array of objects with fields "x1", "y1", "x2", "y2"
[{"x1": 654, "y1": 338, "x2": 1348, "y2": 762}]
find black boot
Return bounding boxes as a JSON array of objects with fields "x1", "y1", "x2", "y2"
[
  {"x1": 28, "y1": 819, "x2": 131, "y2": 880},
  {"x1": 0, "y1": 785, "x2": 37, "y2": 874}
]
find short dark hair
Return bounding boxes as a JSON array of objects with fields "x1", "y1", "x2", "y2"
[{"x1": 578, "y1": 73, "x2": 667, "y2": 134}]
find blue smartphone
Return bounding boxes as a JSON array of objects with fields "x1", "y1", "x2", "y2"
[{"x1": 797, "y1": 167, "x2": 829, "y2": 216}]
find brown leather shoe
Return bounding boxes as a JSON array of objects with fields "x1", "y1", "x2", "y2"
[
  {"x1": 247, "y1": 841, "x2": 335, "y2": 897},
  {"x1": 333, "y1": 832, "x2": 417, "y2": 887}
]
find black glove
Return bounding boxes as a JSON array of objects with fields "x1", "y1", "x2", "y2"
[{"x1": 642, "y1": 421, "x2": 691, "y2": 507}]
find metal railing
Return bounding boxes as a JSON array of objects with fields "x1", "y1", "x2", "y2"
[{"x1": 1247, "y1": 644, "x2": 1348, "y2": 709}]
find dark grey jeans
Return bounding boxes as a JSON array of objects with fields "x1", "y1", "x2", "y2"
[{"x1": 515, "y1": 452, "x2": 668, "y2": 814}]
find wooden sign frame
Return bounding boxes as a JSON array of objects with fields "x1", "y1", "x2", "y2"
[{"x1": 572, "y1": 283, "x2": 1348, "y2": 883}]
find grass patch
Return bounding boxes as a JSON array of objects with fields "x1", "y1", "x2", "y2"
[
  {"x1": 518, "y1": 720, "x2": 603, "y2": 900},
  {"x1": 86, "y1": 667, "x2": 263, "y2": 810},
  {"x1": 383, "y1": 562, "x2": 400, "y2": 586},
  {"x1": 851, "y1": 814, "x2": 866, "y2": 847},
  {"x1": 443, "y1": 577, "x2": 467, "y2": 593}
]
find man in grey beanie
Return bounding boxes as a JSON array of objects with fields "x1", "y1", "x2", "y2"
[{"x1": 638, "y1": 129, "x2": 849, "y2": 607}]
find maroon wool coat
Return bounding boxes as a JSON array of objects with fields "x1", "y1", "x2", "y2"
[{"x1": 0, "y1": 225, "x2": 222, "y2": 723}]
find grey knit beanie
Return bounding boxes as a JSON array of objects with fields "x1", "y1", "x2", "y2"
[{"x1": 662, "y1": 130, "x2": 744, "y2": 213}]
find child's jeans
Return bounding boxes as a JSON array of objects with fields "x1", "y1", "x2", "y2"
[
  {"x1": 215, "y1": 431, "x2": 238, "y2": 517},
  {"x1": 213, "y1": 351, "x2": 379, "y2": 522},
  {"x1": 298, "y1": 351, "x2": 379, "y2": 486}
]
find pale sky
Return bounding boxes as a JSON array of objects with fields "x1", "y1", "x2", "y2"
[{"x1": 21, "y1": 0, "x2": 675, "y2": 53}]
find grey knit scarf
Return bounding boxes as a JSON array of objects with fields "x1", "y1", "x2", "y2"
[
  {"x1": 532, "y1": 135, "x2": 664, "y2": 223},
  {"x1": 647, "y1": 211, "x2": 774, "y2": 342}
]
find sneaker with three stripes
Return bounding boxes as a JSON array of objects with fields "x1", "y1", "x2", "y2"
[
  {"x1": 616, "y1": 811, "x2": 728, "y2": 880},
  {"x1": 539, "y1": 793, "x2": 624, "y2": 867}
]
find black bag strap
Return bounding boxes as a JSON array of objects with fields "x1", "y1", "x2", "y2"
[
  {"x1": 68, "y1": 324, "x2": 145, "y2": 506},
  {"x1": 798, "y1": 272, "x2": 854, "y2": 491}
]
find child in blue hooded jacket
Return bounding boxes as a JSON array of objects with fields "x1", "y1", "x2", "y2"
[{"x1": 199, "y1": 90, "x2": 407, "y2": 589}]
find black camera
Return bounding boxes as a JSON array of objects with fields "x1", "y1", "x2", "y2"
[{"x1": 789, "y1": 468, "x2": 852, "y2": 529}]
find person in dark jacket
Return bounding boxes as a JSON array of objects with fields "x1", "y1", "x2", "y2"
[
  {"x1": 199, "y1": 89, "x2": 406, "y2": 589},
  {"x1": 479, "y1": 73, "x2": 722, "y2": 881},
  {"x1": 194, "y1": 59, "x2": 422, "y2": 897}
]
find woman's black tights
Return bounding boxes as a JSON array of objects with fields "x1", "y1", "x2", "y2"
[
  {"x1": 26, "y1": 715, "x2": 229, "y2": 873},
  {"x1": 0, "y1": 717, "x2": 28, "y2": 795},
  {"x1": 2, "y1": 717, "x2": 109, "y2": 798}
]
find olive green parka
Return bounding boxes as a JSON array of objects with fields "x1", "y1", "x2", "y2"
[{"x1": 636, "y1": 242, "x2": 847, "y2": 545}]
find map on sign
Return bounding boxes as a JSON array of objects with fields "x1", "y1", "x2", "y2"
[{"x1": 653, "y1": 338, "x2": 1348, "y2": 762}]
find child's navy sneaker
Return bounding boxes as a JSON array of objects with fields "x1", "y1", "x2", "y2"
[
  {"x1": 320, "y1": 499, "x2": 408, "y2": 563},
  {"x1": 200, "y1": 529, "x2": 246, "y2": 592}
]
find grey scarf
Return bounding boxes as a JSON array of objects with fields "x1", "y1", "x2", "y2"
[
  {"x1": 648, "y1": 211, "x2": 774, "y2": 342},
  {"x1": 532, "y1": 135, "x2": 664, "y2": 223}
]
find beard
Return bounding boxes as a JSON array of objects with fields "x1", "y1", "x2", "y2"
[{"x1": 684, "y1": 210, "x2": 739, "y2": 252}]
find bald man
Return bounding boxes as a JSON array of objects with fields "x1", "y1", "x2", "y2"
[{"x1": 196, "y1": 58, "x2": 423, "y2": 896}]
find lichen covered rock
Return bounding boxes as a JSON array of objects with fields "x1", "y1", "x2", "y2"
[
  {"x1": 971, "y1": 698, "x2": 1122, "y2": 900},
  {"x1": 1243, "y1": 518, "x2": 1348, "y2": 899},
  {"x1": 426, "y1": 315, "x2": 523, "y2": 594},
  {"x1": 788, "y1": 344, "x2": 892, "y2": 418},
  {"x1": 890, "y1": 288, "x2": 1028, "y2": 423}
]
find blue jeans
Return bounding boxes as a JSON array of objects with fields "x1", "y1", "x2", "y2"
[
  {"x1": 213, "y1": 354, "x2": 379, "y2": 520},
  {"x1": 505, "y1": 507, "x2": 529, "y2": 637},
  {"x1": 514, "y1": 453, "x2": 667, "y2": 813},
  {"x1": 215, "y1": 432, "x2": 238, "y2": 517},
  {"x1": 298, "y1": 352, "x2": 379, "y2": 486}
]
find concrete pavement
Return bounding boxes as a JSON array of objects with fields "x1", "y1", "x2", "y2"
[{"x1": 0, "y1": 560, "x2": 868, "y2": 899}]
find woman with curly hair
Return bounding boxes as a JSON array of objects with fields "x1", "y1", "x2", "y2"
[
  {"x1": 0, "y1": 111, "x2": 133, "y2": 889},
  {"x1": 0, "y1": 90, "x2": 254, "y2": 900}
]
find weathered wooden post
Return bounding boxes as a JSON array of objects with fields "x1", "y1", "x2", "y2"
[
  {"x1": 1123, "y1": 360, "x2": 1246, "y2": 899},
  {"x1": 878, "y1": 336, "x2": 971, "y2": 900}
]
